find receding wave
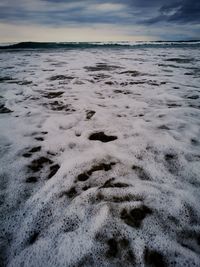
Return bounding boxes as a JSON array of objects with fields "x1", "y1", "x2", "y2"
[{"x1": 0, "y1": 41, "x2": 200, "y2": 50}]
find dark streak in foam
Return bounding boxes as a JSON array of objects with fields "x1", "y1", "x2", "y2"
[
  {"x1": 121, "y1": 205, "x2": 152, "y2": 228},
  {"x1": 89, "y1": 132, "x2": 117, "y2": 143},
  {"x1": 144, "y1": 249, "x2": 166, "y2": 267},
  {"x1": 60, "y1": 187, "x2": 77, "y2": 199},
  {"x1": 23, "y1": 153, "x2": 32, "y2": 158},
  {"x1": 28, "y1": 157, "x2": 53, "y2": 172},
  {"x1": 43, "y1": 91, "x2": 64, "y2": 99},
  {"x1": 84, "y1": 63, "x2": 121, "y2": 72},
  {"x1": 186, "y1": 95, "x2": 199, "y2": 100},
  {"x1": 191, "y1": 138, "x2": 199, "y2": 145},
  {"x1": 165, "y1": 57, "x2": 194, "y2": 64},
  {"x1": 48, "y1": 75, "x2": 75, "y2": 81},
  {"x1": 26, "y1": 176, "x2": 38, "y2": 183},
  {"x1": 86, "y1": 110, "x2": 95, "y2": 120},
  {"x1": 48, "y1": 164, "x2": 60, "y2": 179},
  {"x1": 77, "y1": 173, "x2": 89, "y2": 182},
  {"x1": 164, "y1": 153, "x2": 179, "y2": 174},
  {"x1": 100, "y1": 178, "x2": 130, "y2": 188},
  {"x1": 106, "y1": 239, "x2": 118, "y2": 258},
  {"x1": 82, "y1": 185, "x2": 90, "y2": 191},
  {"x1": 77, "y1": 162, "x2": 116, "y2": 182},
  {"x1": 167, "y1": 103, "x2": 182, "y2": 108},
  {"x1": 119, "y1": 70, "x2": 143, "y2": 76},
  {"x1": 105, "y1": 81, "x2": 115, "y2": 85},
  {"x1": 0, "y1": 104, "x2": 13, "y2": 114},
  {"x1": 114, "y1": 89, "x2": 132, "y2": 95},
  {"x1": 29, "y1": 146, "x2": 41, "y2": 153},
  {"x1": 177, "y1": 229, "x2": 200, "y2": 253},
  {"x1": 44, "y1": 101, "x2": 76, "y2": 112},
  {"x1": 165, "y1": 153, "x2": 178, "y2": 161},
  {"x1": 100, "y1": 193, "x2": 142, "y2": 203},
  {"x1": 132, "y1": 165, "x2": 150, "y2": 180},
  {"x1": 76, "y1": 255, "x2": 94, "y2": 267},
  {"x1": 104, "y1": 237, "x2": 135, "y2": 263},
  {"x1": 184, "y1": 203, "x2": 198, "y2": 225},
  {"x1": 157, "y1": 125, "x2": 170, "y2": 130},
  {"x1": 34, "y1": 137, "x2": 44, "y2": 141},
  {"x1": 28, "y1": 232, "x2": 39, "y2": 245}
]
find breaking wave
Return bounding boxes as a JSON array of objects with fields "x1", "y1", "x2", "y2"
[{"x1": 0, "y1": 41, "x2": 200, "y2": 50}]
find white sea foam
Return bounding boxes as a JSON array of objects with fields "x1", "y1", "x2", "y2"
[{"x1": 0, "y1": 47, "x2": 200, "y2": 266}]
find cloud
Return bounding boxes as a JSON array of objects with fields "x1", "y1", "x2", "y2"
[
  {"x1": 86, "y1": 3, "x2": 126, "y2": 13},
  {"x1": 145, "y1": 0, "x2": 200, "y2": 24},
  {"x1": 0, "y1": 0, "x2": 199, "y2": 41},
  {"x1": 1, "y1": 0, "x2": 200, "y2": 25}
]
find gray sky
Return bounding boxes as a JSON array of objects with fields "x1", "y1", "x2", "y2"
[{"x1": 0, "y1": 0, "x2": 199, "y2": 42}]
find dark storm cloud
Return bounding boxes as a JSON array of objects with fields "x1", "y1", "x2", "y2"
[
  {"x1": 145, "y1": 0, "x2": 200, "y2": 24},
  {"x1": 0, "y1": 0, "x2": 199, "y2": 25},
  {"x1": 0, "y1": 0, "x2": 199, "y2": 40}
]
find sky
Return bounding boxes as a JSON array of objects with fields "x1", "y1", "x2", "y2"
[{"x1": 0, "y1": 0, "x2": 199, "y2": 42}]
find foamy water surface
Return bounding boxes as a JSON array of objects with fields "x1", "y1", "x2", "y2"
[{"x1": 0, "y1": 46, "x2": 200, "y2": 266}]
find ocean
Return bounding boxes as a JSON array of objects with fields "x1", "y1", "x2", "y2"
[
  {"x1": 0, "y1": 41, "x2": 200, "y2": 50},
  {"x1": 0, "y1": 41, "x2": 200, "y2": 267}
]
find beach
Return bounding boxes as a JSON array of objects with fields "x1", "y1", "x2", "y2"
[{"x1": 0, "y1": 43, "x2": 200, "y2": 266}]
